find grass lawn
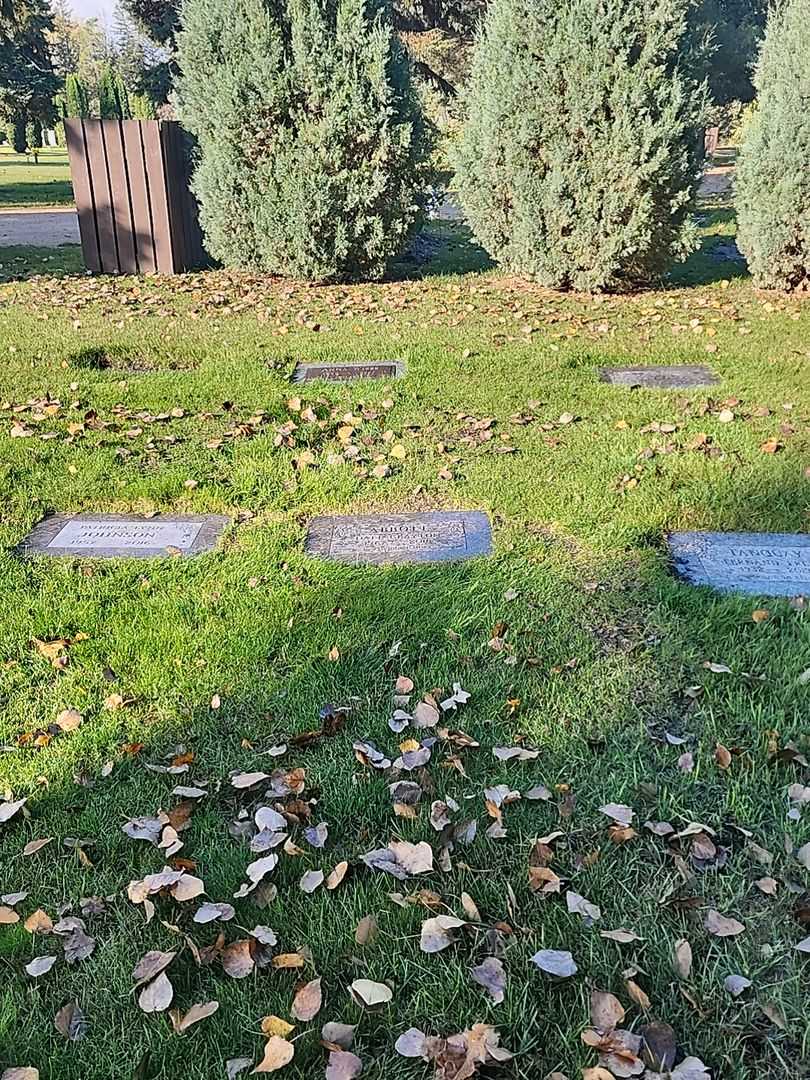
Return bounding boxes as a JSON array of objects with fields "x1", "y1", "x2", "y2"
[
  {"x1": 0, "y1": 145, "x2": 74, "y2": 208},
  {"x1": 0, "y1": 207, "x2": 808, "y2": 1080}
]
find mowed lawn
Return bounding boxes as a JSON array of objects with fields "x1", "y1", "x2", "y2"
[
  {"x1": 0, "y1": 211, "x2": 809, "y2": 1080},
  {"x1": 0, "y1": 145, "x2": 74, "y2": 208}
]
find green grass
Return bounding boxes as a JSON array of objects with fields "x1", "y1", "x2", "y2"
[
  {"x1": 0, "y1": 145, "x2": 74, "y2": 208},
  {"x1": 0, "y1": 209, "x2": 809, "y2": 1080}
]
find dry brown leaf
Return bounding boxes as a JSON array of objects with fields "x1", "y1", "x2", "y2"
[
  {"x1": 291, "y1": 978, "x2": 322, "y2": 1022},
  {"x1": 420, "y1": 915, "x2": 465, "y2": 954},
  {"x1": 673, "y1": 938, "x2": 692, "y2": 979},
  {"x1": 704, "y1": 909, "x2": 745, "y2": 937},
  {"x1": 589, "y1": 991, "x2": 625, "y2": 1032},
  {"x1": 222, "y1": 939, "x2": 255, "y2": 979},
  {"x1": 132, "y1": 950, "x2": 176, "y2": 988},
  {"x1": 252, "y1": 1036, "x2": 295, "y2": 1073},
  {"x1": 1, "y1": 1069, "x2": 40, "y2": 1080},
  {"x1": 471, "y1": 956, "x2": 506, "y2": 1004},
  {"x1": 54, "y1": 709, "x2": 82, "y2": 733},
  {"x1": 625, "y1": 979, "x2": 651, "y2": 1011},
  {"x1": 714, "y1": 743, "x2": 732, "y2": 769},
  {"x1": 22, "y1": 837, "x2": 52, "y2": 857},
  {"x1": 272, "y1": 953, "x2": 306, "y2": 970},
  {"x1": 326, "y1": 861, "x2": 349, "y2": 890},
  {"x1": 54, "y1": 1001, "x2": 88, "y2": 1041},
  {"x1": 355, "y1": 914, "x2": 378, "y2": 946},
  {"x1": 24, "y1": 909, "x2": 53, "y2": 934},
  {"x1": 169, "y1": 1000, "x2": 219, "y2": 1033},
  {"x1": 0, "y1": 906, "x2": 20, "y2": 925}
]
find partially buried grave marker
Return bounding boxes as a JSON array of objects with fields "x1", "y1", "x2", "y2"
[
  {"x1": 20, "y1": 514, "x2": 228, "y2": 559},
  {"x1": 292, "y1": 361, "x2": 405, "y2": 383},
  {"x1": 669, "y1": 531, "x2": 810, "y2": 597},
  {"x1": 600, "y1": 365, "x2": 718, "y2": 389},
  {"x1": 306, "y1": 511, "x2": 491, "y2": 565}
]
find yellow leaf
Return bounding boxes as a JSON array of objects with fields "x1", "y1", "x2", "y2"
[{"x1": 261, "y1": 1016, "x2": 295, "y2": 1039}]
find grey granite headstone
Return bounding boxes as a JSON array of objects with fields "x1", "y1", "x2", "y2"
[
  {"x1": 20, "y1": 514, "x2": 228, "y2": 559},
  {"x1": 292, "y1": 361, "x2": 405, "y2": 383},
  {"x1": 669, "y1": 531, "x2": 810, "y2": 597},
  {"x1": 600, "y1": 365, "x2": 718, "y2": 389},
  {"x1": 306, "y1": 511, "x2": 491, "y2": 565}
]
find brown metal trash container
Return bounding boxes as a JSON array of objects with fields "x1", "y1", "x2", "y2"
[{"x1": 65, "y1": 118, "x2": 206, "y2": 275}]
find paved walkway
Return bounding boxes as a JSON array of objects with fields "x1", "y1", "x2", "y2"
[{"x1": 0, "y1": 207, "x2": 80, "y2": 247}]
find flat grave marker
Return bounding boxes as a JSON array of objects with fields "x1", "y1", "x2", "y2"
[
  {"x1": 306, "y1": 510, "x2": 491, "y2": 565},
  {"x1": 669, "y1": 531, "x2": 810, "y2": 597},
  {"x1": 292, "y1": 361, "x2": 405, "y2": 384},
  {"x1": 600, "y1": 365, "x2": 719, "y2": 390},
  {"x1": 20, "y1": 514, "x2": 228, "y2": 560}
]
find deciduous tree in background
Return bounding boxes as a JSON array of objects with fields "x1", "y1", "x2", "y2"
[
  {"x1": 455, "y1": 0, "x2": 708, "y2": 292},
  {"x1": 176, "y1": 0, "x2": 433, "y2": 282},
  {"x1": 736, "y1": 0, "x2": 810, "y2": 291}
]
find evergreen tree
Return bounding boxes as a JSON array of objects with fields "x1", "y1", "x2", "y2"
[
  {"x1": 176, "y1": 0, "x2": 433, "y2": 282},
  {"x1": 64, "y1": 72, "x2": 89, "y2": 116},
  {"x1": 455, "y1": 0, "x2": 707, "y2": 292},
  {"x1": 0, "y1": 0, "x2": 59, "y2": 135},
  {"x1": 130, "y1": 90, "x2": 156, "y2": 118},
  {"x1": 98, "y1": 64, "x2": 131, "y2": 118},
  {"x1": 736, "y1": 0, "x2": 810, "y2": 290}
]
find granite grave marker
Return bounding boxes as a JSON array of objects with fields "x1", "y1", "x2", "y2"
[
  {"x1": 669, "y1": 531, "x2": 810, "y2": 597},
  {"x1": 306, "y1": 510, "x2": 491, "y2": 565},
  {"x1": 292, "y1": 361, "x2": 405, "y2": 384},
  {"x1": 21, "y1": 514, "x2": 228, "y2": 559},
  {"x1": 600, "y1": 365, "x2": 718, "y2": 389}
]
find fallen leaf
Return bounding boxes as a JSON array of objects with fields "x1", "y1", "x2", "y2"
[
  {"x1": 231, "y1": 771, "x2": 270, "y2": 789},
  {"x1": 641, "y1": 1020, "x2": 677, "y2": 1070},
  {"x1": 348, "y1": 979, "x2": 393, "y2": 1009},
  {"x1": 420, "y1": 915, "x2": 466, "y2": 954},
  {"x1": 262, "y1": 1016, "x2": 295, "y2": 1038},
  {"x1": 0, "y1": 798, "x2": 27, "y2": 824},
  {"x1": 326, "y1": 861, "x2": 349, "y2": 889},
  {"x1": 300, "y1": 869, "x2": 324, "y2": 894},
  {"x1": 222, "y1": 939, "x2": 255, "y2": 979},
  {"x1": 566, "y1": 891, "x2": 601, "y2": 924},
  {"x1": 252, "y1": 1036, "x2": 295, "y2": 1073},
  {"x1": 394, "y1": 1028, "x2": 429, "y2": 1058},
  {"x1": 138, "y1": 972, "x2": 174, "y2": 1013},
  {"x1": 321, "y1": 1022, "x2": 356, "y2": 1050},
  {"x1": 600, "y1": 928, "x2": 642, "y2": 944},
  {"x1": 590, "y1": 990, "x2": 625, "y2": 1032},
  {"x1": 133, "y1": 950, "x2": 177, "y2": 988},
  {"x1": 0, "y1": 906, "x2": 20, "y2": 925},
  {"x1": 24, "y1": 909, "x2": 53, "y2": 934},
  {"x1": 705, "y1": 909, "x2": 745, "y2": 937},
  {"x1": 724, "y1": 974, "x2": 752, "y2": 996},
  {"x1": 598, "y1": 804, "x2": 634, "y2": 827},
  {"x1": 54, "y1": 709, "x2": 82, "y2": 733},
  {"x1": 1, "y1": 1069, "x2": 40, "y2": 1080},
  {"x1": 54, "y1": 1001, "x2": 88, "y2": 1041},
  {"x1": 292, "y1": 978, "x2": 322, "y2": 1022},
  {"x1": 325, "y1": 1051, "x2": 363, "y2": 1080},
  {"x1": 22, "y1": 837, "x2": 52, "y2": 857},
  {"x1": 355, "y1": 914, "x2": 378, "y2": 946},
  {"x1": 672, "y1": 938, "x2": 692, "y2": 979},
  {"x1": 170, "y1": 1000, "x2": 219, "y2": 1033},
  {"x1": 760, "y1": 1001, "x2": 787, "y2": 1030},
  {"x1": 25, "y1": 955, "x2": 57, "y2": 977},
  {"x1": 531, "y1": 949, "x2": 577, "y2": 978},
  {"x1": 471, "y1": 956, "x2": 506, "y2": 1004}
]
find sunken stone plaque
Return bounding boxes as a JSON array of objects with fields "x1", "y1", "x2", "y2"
[
  {"x1": 21, "y1": 514, "x2": 228, "y2": 559},
  {"x1": 669, "y1": 532, "x2": 810, "y2": 597},
  {"x1": 600, "y1": 365, "x2": 719, "y2": 389},
  {"x1": 306, "y1": 511, "x2": 491, "y2": 565},
  {"x1": 292, "y1": 361, "x2": 405, "y2": 383}
]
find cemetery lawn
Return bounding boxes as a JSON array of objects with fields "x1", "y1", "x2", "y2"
[
  {"x1": 0, "y1": 214, "x2": 809, "y2": 1080},
  {"x1": 0, "y1": 146, "x2": 74, "y2": 208}
]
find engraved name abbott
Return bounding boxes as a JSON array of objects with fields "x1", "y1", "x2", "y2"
[{"x1": 305, "y1": 511, "x2": 492, "y2": 565}]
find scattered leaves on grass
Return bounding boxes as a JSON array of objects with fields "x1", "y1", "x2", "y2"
[
  {"x1": 138, "y1": 972, "x2": 174, "y2": 1013},
  {"x1": 420, "y1": 915, "x2": 466, "y2": 954}
]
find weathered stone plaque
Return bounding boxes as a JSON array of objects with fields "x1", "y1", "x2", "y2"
[
  {"x1": 669, "y1": 531, "x2": 810, "y2": 596},
  {"x1": 292, "y1": 361, "x2": 405, "y2": 383},
  {"x1": 600, "y1": 365, "x2": 718, "y2": 389},
  {"x1": 306, "y1": 511, "x2": 491, "y2": 565},
  {"x1": 21, "y1": 514, "x2": 228, "y2": 559}
]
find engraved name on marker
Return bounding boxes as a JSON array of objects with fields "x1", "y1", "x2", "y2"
[{"x1": 292, "y1": 361, "x2": 404, "y2": 383}]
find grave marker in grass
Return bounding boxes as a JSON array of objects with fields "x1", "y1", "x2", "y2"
[
  {"x1": 600, "y1": 366, "x2": 718, "y2": 389},
  {"x1": 305, "y1": 511, "x2": 491, "y2": 565},
  {"x1": 669, "y1": 532, "x2": 810, "y2": 597},
  {"x1": 292, "y1": 361, "x2": 405, "y2": 383},
  {"x1": 20, "y1": 515, "x2": 228, "y2": 559}
]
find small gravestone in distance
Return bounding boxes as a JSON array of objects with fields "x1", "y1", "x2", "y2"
[
  {"x1": 600, "y1": 365, "x2": 718, "y2": 389},
  {"x1": 20, "y1": 514, "x2": 228, "y2": 559},
  {"x1": 306, "y1": 511, "x2": 491, "y2": 565},
  {"x1": 292, "y1": 361, "x2": 405, "y2": 383},
  {"x1": 669, "y1": 531, "x2": 810, "y2": 597}
]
